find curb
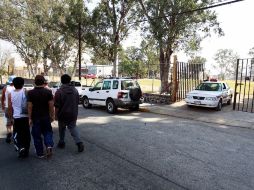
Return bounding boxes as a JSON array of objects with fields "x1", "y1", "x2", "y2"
[{"x1": 142, "y1": 105, "x2": 254, "y2": 130}]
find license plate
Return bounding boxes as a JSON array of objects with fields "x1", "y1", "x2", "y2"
[{"x1": 194, "y1": 101, "x2": 201, "y2": 105}]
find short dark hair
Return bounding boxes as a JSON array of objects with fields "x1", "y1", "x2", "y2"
[
  {"x1": 61, "y1": 74, "x2": 71, "y2": 84},
  {"x1": 35, "y1": 75, "x2": 45, "y2": 86},
  {"x1": 13, "y1": 77, "x2": 24, "y2": 89}
]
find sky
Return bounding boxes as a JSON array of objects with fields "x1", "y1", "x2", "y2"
[{"x1": 1, "y1": 0, "x2": 254, "y2": 75}]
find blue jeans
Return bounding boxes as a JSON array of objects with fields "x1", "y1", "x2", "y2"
[{"x1": 31, "y1": 116, "x2": 54, "y2": 156}]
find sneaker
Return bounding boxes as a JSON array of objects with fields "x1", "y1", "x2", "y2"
[
  {"x1": 18, "y1": 148, "x2": 26, "y2": 158},
  {"x1": 77, "y1": 142, "x2": 84, "y2": 152},
  {"x1": 57, "y1": 142, "x2": 65, "y2": 149},
  {"x1": 5, "y1": 137, "x2": 11, "y2": 144},
  {"x1": 46, "y1": 147, "x2": 53, "y2": 158},
  {"x1": 37, "y1": 155, "x2": 45, "y2": 159},
  {"x1": 5, "y1": 133, "x2": 12, "y2": 144}
]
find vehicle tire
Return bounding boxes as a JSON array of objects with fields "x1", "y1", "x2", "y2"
[
  {"x1": 215, "y1": 100, "x2": 222, "y2": 111},
  {"x1": 82, "y1": 96, "x2": 92, "y2": 108},
  {"x1": 129, "y1": 104, "x2": 139, "y2": 111},
  {"x1": 227, "y1": 95, "x2": 232, "y2": 105},
  {"x1": 106, "y1": 99, "x2": 117, "y2": 114},
  {"x1": 129, "y1": 87, "x2": 142, "y2": 101}
]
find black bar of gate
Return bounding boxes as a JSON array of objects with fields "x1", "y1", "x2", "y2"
[
  {"x1": 251, "y1": 60, "x2": 254, "y2": 113},
  {"x1": 178, "y1": 62, "x2": 180, "y2": 101},
  {"x1": 184, "y1": 64, "x2": 188, "y2": 98},
  {"x1": 242, "y1": 59, "x2": 249, "y2": 111},
  {"x1": 180, "y1": 62, "x2": 183, "y2": 101},
  {"x1": 246, "y1": 59, "x2": 251, "y2": 111},
  {"x1": 233, "y1": 59, "x2": 239, "y2": 110},
  {"x1": 178, "y1": 62, "x2": 181, "y2": 101},
  {"x1": 237, "y1": 60, "x2": 244, "y2": 111}
]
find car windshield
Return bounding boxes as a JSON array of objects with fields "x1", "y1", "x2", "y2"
[
  {"x1": 121, "y1": 80, "x2": 139, "y2": 90},
  {"x1": 195, "y1": 83, "x2": 221, "y2": 91}
]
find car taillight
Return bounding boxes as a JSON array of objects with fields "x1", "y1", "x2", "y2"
[{"x1": 117, "y1": 92, "x2": 128, "y2": 99}]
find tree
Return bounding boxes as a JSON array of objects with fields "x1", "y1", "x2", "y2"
[
  {"x1": 249, "y1": 47, "x2": 254, "y2": 58},
  {"x1": 213, "y1": 49, "x2": 239, "y2": 80},
  {"x1": 138, "y1": 0, "x2": 223, "y2": 93},
  {"x1": 0, "y1": 47, "x2": 11, "y2": 83},
  {"x1": 119, "y1": 46, "x2": 146, "y2": 78},
  {"x1": 88, "y1": 0, "x2": 138, "y2": 76},
  {"x1": 188, "y1": 56, "x2": 206, "y2": 78},
  {"x1": 140, "y1": 39, "x2": 160, "y2": 78},
  {"x1": 0, "y1": 0, "x2": 83, "y2": 77}
]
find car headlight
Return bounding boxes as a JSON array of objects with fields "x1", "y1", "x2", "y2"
[
  {"x1": 186, "y1": 95, "x2": 193, "y2": 99},
  {"x1": 205, "y1": 97, "x2": 217, "y2": 101}
]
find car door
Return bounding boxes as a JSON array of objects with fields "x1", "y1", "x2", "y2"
[
  {"x1": 221, "y1": 83, "x2": 229, "y2": 103},
  {"x1": 99, "y1": 80, "x2": 112, "y2": 106},
  {"x1": 89, "y1": 81, "x2": 103, "y2": 105}
]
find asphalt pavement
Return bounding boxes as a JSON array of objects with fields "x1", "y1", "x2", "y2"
[{"x1": 140, "y1": 101, "x2": 254, "y2": 129}]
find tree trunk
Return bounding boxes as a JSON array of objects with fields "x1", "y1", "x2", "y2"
[
  {"x1": 71, "y1": 52, "x2": 79, "y2": 78},
  {"x1": 43, "y1": 57, "x2": 49, "y2": 76},
  {"x1": 159, "y1": 47, "x2": 171, "y2": 94},
  {"x1": 113, "y1": 33, "x2": 119, "y2": 77}
]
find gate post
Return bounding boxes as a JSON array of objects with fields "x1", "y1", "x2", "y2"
[
  {"x1": 171, "y1": 55, "x2": 178, "y2": 102},
  {"x1": 233, "y1": 59, "x2": 239, "y2": 110}
]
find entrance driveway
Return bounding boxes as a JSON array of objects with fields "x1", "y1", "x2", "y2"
[{"x1": 141, "y1": 101, "x2": 254, "y2": 129}]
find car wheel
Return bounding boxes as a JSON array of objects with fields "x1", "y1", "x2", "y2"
[
  {"x1": 215, "y1": 100, "x2": 222, "y2": 111},
  {"x1": 129, "y1": 104, "x2": 139, "y2": 111},
  {"x1": 227, "y1": 95, "x2": 232, "y2": 105},
  {"x1": 106, "y1": 99, "x2": 117, "y2": 114},
  {"x1": 82, "y1": 97, "x2": 91, "y2": 108}
]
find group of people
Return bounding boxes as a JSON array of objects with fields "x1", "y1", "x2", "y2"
[{"x1": 1, "y1": 74, "x2": 84, "y2": 158}]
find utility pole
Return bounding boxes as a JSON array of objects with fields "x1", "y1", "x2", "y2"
[
  {"x1": 78, "y1": 0, "x2": 83, "y2": 81},
  {"x1": 78, "y1": 21, "x2": 81, "y2": 81}
]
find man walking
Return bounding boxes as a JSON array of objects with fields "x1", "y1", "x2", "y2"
[
  {"x1": 8, "y1": 77, "x2": 31, "y2": 158},
  {"x1": 54, "y1": 74, "x2": 84, "y2": 152},
  {"x1": 27, "y1": 75, "x2": 54, "y2": 158},
  {"x1": 1, "y1": 75, "x2": 15, "y2": 143}
]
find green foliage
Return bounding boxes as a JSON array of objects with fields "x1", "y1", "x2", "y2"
[
  {"x1": 140, "y1": 39, "x2": 160, "y2": 78},
  {"x1": 213, "y1": 49, "x2": 239, "y2": 80},
  {"x1": 0, "y1": 0, "x2": 86, "y2": 77},
  {"x1": 188, "y1": 56, "x2": 206, "y2": 65},
  {"x1": 88, "y1": 0, "x2": 138, "y2": 75},
  {"x1": 119, "y1": 46, "x2": 147, "y2": 78},
  {"x1": 249, "y1": 47, "x2": 254, "y2": 58},
  {"x1": 137, "y1": 0, "x2": 223, "y2": 93},
  {"x1": 0, "y1": 48, "x2": 10, "y2": 76}
]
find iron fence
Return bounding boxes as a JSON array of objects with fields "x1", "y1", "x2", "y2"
[
  {"x1": 176, "y1": 62, "x2": 205, "y2": 101},
  {"x1": 233, "y1": 59, "x2": 254, "y2": 113}
]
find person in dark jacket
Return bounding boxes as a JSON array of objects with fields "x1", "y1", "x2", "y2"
[{"x1": 54, "y1": 74, "x2": 84, "y2": 152}]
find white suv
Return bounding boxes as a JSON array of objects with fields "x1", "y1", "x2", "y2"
[{"x1": 81, "y1": 78, "x2": 143, "y2": 113}]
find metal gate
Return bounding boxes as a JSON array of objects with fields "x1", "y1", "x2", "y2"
[
  {"x1": 233, "y1": 59, "x2": 254, "y2": 113},
  {"x1": 176, "y1": 62, "x2": 204, "y2": 101}
]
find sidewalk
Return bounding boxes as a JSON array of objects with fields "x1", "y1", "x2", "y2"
[{"x1": 141, "y1": 101, "x2": 254, "y2": 129}]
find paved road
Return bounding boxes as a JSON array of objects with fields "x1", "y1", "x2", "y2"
[{"x1": 1, "y1": 106, "x2": 254, "y2": 190}]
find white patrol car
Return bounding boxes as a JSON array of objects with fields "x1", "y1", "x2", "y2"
[
  {"x1": 81, "y1": 78, "x2": 143, "y2": 114},
  {"x1": 185, "y1": 81, "x2": 233, "y2": 111}
]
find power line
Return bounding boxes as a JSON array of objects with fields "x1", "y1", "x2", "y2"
[{"x1": 129, "y1": 0, "x2": 244, "y2": 25}]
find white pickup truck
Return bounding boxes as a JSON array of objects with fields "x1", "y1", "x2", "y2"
[{"x1": 51, "y1": 81, "x2": 85, "y2": 100}]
